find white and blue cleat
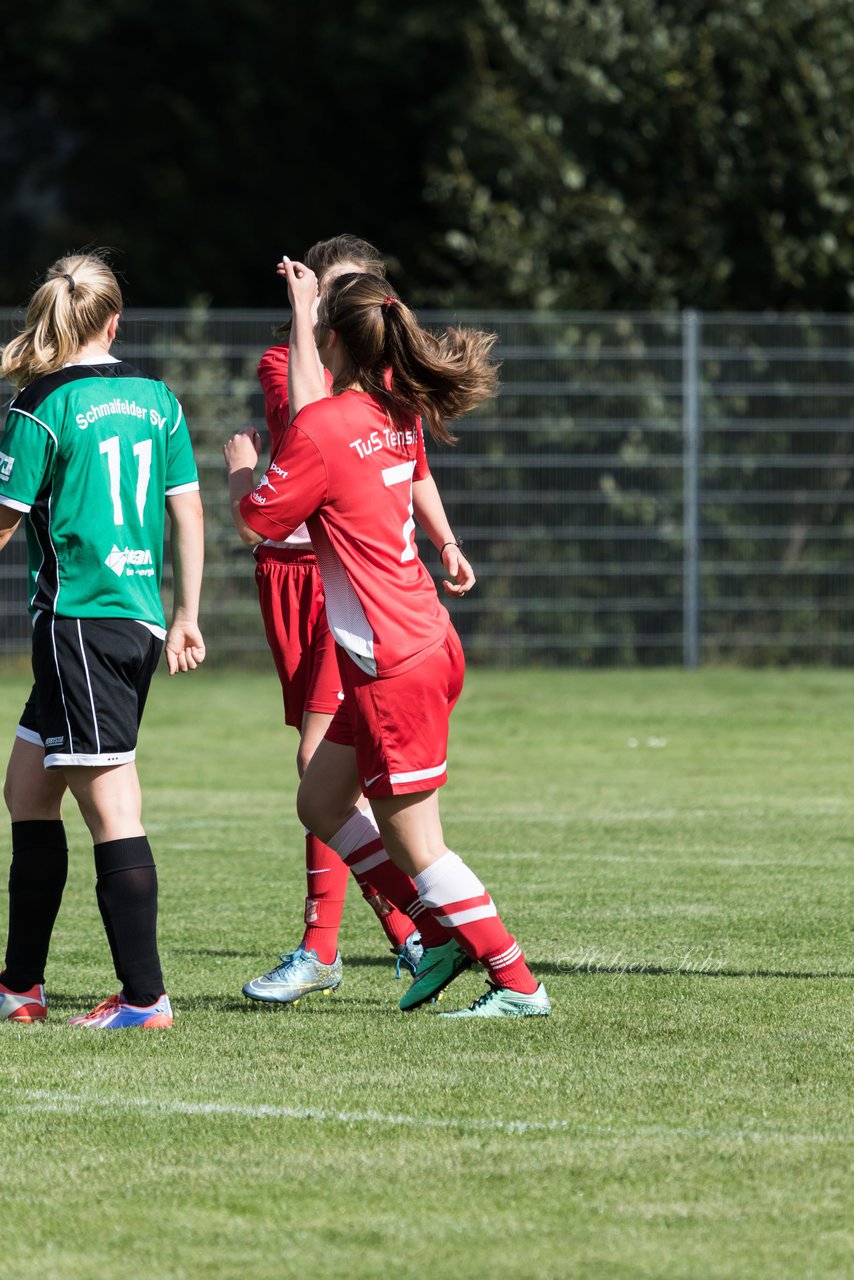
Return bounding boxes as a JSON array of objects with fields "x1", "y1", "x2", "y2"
[
  {"x1": 393, "y1": 931, "x2": 424, "y2": 979},
  {"x1": 242, "y1": 947, "x2": 343, "y2": 1005}
]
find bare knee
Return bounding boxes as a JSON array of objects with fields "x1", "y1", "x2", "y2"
[
  {"x1": 296, "y1": 776, "x2": 357, "y2": 843},
  {"x1": 296, "y1": 777, "x2": 321, "y2": 833},
  {"x1": 63, "y1": 763, "x2": 143, "y2": 844},
  {"x1": 4, "y1": 740, "x2": 65, "y2": 822},
  {"x1": 296, "y1": 739, "x2": 362, "y2": 841}
]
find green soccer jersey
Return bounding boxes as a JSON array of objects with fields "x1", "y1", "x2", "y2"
[{"x1": 0, "y1": 358, "x2": 199, "y2": 628}]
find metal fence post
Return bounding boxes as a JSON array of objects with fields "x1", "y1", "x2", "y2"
[{"x1": 682, "y1": 309, "x2": 702, "y2": 668}]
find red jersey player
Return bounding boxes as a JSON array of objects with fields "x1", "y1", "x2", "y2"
[
  {"x1": 239, "y1": 236, "x2": 475, "y2": 1007},
  {"x1": 225, "y1": 264, "x2": 549, "y2": 1019}
]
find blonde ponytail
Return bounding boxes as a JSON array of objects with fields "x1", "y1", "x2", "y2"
[{"x1": 1, "y1": 251, "x2": 123, "y2": 391}]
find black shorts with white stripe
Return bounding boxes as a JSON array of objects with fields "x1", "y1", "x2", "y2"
[{"x1": 18, "y1": 614, "x2": 163, "y2": 768}]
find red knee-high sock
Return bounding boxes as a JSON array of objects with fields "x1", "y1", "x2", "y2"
[
  {"x1": 413, "y1": 851, "x2": 538, "y2": 993},
  {"x1": 325, "y1": 812, "x2": 445, "y2": 948},
  {"x1": 300, "y1": 833, "x2": 349, "y2": 964}
]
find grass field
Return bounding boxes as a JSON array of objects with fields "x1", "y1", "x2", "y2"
[{"x1": 0, "y1": 665, "x2": 852, "y2": 1280}]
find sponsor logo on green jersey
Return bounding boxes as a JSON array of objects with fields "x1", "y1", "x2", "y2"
[{"x1": 105, "y1": 545, "x2": 155, "y2": 578}]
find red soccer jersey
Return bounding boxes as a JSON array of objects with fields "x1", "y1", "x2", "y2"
[
  {"x1": 239, "y1": 390, "x2": 443, "y2": 678},
  {"x1": 257, "y1": 344, "x2": 335, "y2": 458},
  {"x1": 257, "y1": 343, "x2": 335, "y2": 547}
]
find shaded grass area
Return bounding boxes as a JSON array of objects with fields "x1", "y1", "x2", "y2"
[{"x1": 0, "y1": 667, "x2": 852, "y2": 1280}]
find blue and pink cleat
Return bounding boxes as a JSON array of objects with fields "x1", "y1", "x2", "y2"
[{"x1": 68, "y1": 992, "x2": 173, "y2": 1029}]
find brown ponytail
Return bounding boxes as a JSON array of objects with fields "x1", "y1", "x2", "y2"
[
  {"x1": 1, "y1": 251, "x2": 123, "y2": 391},
  {"x1": 319, "y1": 273, "x2": 499, "y2": 445}
]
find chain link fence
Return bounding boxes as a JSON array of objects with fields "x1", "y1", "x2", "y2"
[{"x1": 2, "y1": 307, "x2": 853, "y2": 665}]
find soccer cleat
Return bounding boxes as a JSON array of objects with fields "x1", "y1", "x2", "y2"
[
  {"x1": 393, "y1": 930, "x2": 424, "y2": 979},
  {"x1": 438, "y1": 982, "x2": 551, "y2": 1019},
  {"x1": 0, "y1": 981, "x2": 47, "y2": 1023},
  {"x1": 68, "y1": 992, "x2": 173, "y2": 1029},
  {"x1": 399, "y1": 938, "x2": 473, "y2": 1011},
  {"x1": 242, "y1": 947, "x2": 342, "y2": 1005}
]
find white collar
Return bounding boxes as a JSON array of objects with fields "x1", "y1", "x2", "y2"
[{"x1": 64, "y1": 353, "x2": 120, "y2": 366}]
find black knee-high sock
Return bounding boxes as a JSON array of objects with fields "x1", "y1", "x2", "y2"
[
  {"x1": 1, "y1": 820, "x2": 69, "y2": 992},
  {"x1": 94, "y1": 836, "x2": 164, "y2": 1007}
]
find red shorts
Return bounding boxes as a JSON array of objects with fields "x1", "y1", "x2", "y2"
[
  {"x1": 254, "y1": 546, "x2": 343, "y2": 728},
  {"x1": 325, "y1": 624, "x2": 465, "y2": 798}
]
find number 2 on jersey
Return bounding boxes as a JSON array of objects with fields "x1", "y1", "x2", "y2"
[
  {"x1": 99, "y1": 436, "x2": 153, "y2": 525},
  {"x1": 382, "y1": 460, "x2": 416, "y2": 563}
]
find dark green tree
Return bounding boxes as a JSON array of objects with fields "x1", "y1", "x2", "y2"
[{"x1": 420, "y1": 0, "x2": 854, "y2": 310}]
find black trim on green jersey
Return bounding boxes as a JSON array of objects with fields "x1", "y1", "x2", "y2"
[
  {"x1": 27, "y1": 477, "x2": 60, "y2": 612},
  {"x1": 12, "y1": 361, "x2": 160, "y2": 416}
]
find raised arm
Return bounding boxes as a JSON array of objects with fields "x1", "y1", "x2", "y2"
[
  {"x1": 164, "y1": 489, "x2": 206, "y2": 674},
  {"x1": 278, "y1": 258, "x2": 328, "y2": 416},
  {"x1": 412, "y1": 474, "x2": 475, "y2": 597}
]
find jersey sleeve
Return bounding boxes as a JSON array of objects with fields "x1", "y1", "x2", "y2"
[
  {"x1": 239, "y1": 423, "x2": 328, "y2": 541},
  {"x1": 164, "y1": 394, "x2": 199, "y2": 495},
  {"x1": 258, "y1": 344, "x2": 291, "y2": 428},
  {"x1": 413, "y1": 420, "x2": 431, "y2": 481},
  {"x1": 0, "y1": 408, "x2": 57, "y2": 512}
]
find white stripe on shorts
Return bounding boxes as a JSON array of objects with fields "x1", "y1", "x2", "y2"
[
  {"x1": 50, "y1": 615, "x2": 74, "y2": 753},
  {"x1": 76, "y1": 620, "x2": 101, "y2": 754},
  {"x1": 45, "y1": 749, "x2": 136, "y2": 769},
  {"x1": 388, "y1": 761, "x2": 447, "y2": 786},
  {"x1": 15, "y1": 725, "x2": 43, "y2": 747}
]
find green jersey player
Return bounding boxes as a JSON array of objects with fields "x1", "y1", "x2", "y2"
[{"x1": 0, "y1": 251, "x2": 205, "y2": 1030}]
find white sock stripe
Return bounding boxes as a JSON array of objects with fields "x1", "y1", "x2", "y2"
[
  {"x1": 487, "y1": 943, "x2": 521, "y2": 968},
  {"x1": 348, "y1": 849, "x2": 389, "y2": 876},
  {"x1": 436, "y1": 903, "x2": 498, "y2": 927},
  {"x1": 325, "y1": 811, "x2": 384, "y2": 860},
  {"x1": 413, "y1": 851, "x2": 485, "y2": 908}
]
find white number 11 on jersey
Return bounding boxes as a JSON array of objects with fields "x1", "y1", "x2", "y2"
[
  {"x1": 99, "y1": 436, "x2": 153, "y2": 525},
  {"x1": 382, "y1": 460, "x2": 416, "y2": 563}
]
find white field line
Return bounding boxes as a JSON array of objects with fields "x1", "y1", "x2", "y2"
[
  {"x1": 19, "y1": 1089, "x2": 567, "y2": 1135},
  {"x1": 10, "y1": 1091, "x2": 849, "y2": 1145}
]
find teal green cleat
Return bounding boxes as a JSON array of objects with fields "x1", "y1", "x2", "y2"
[
  {"x1": 438, "y1": 982, "x2": 551, "y2": 1019},
  {"x1": 399, "y1": 938, "x2": 473, "y2": 1011},
  {"x1": 242, "y1": 947, "x2": 342, "y2": 1005}
]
